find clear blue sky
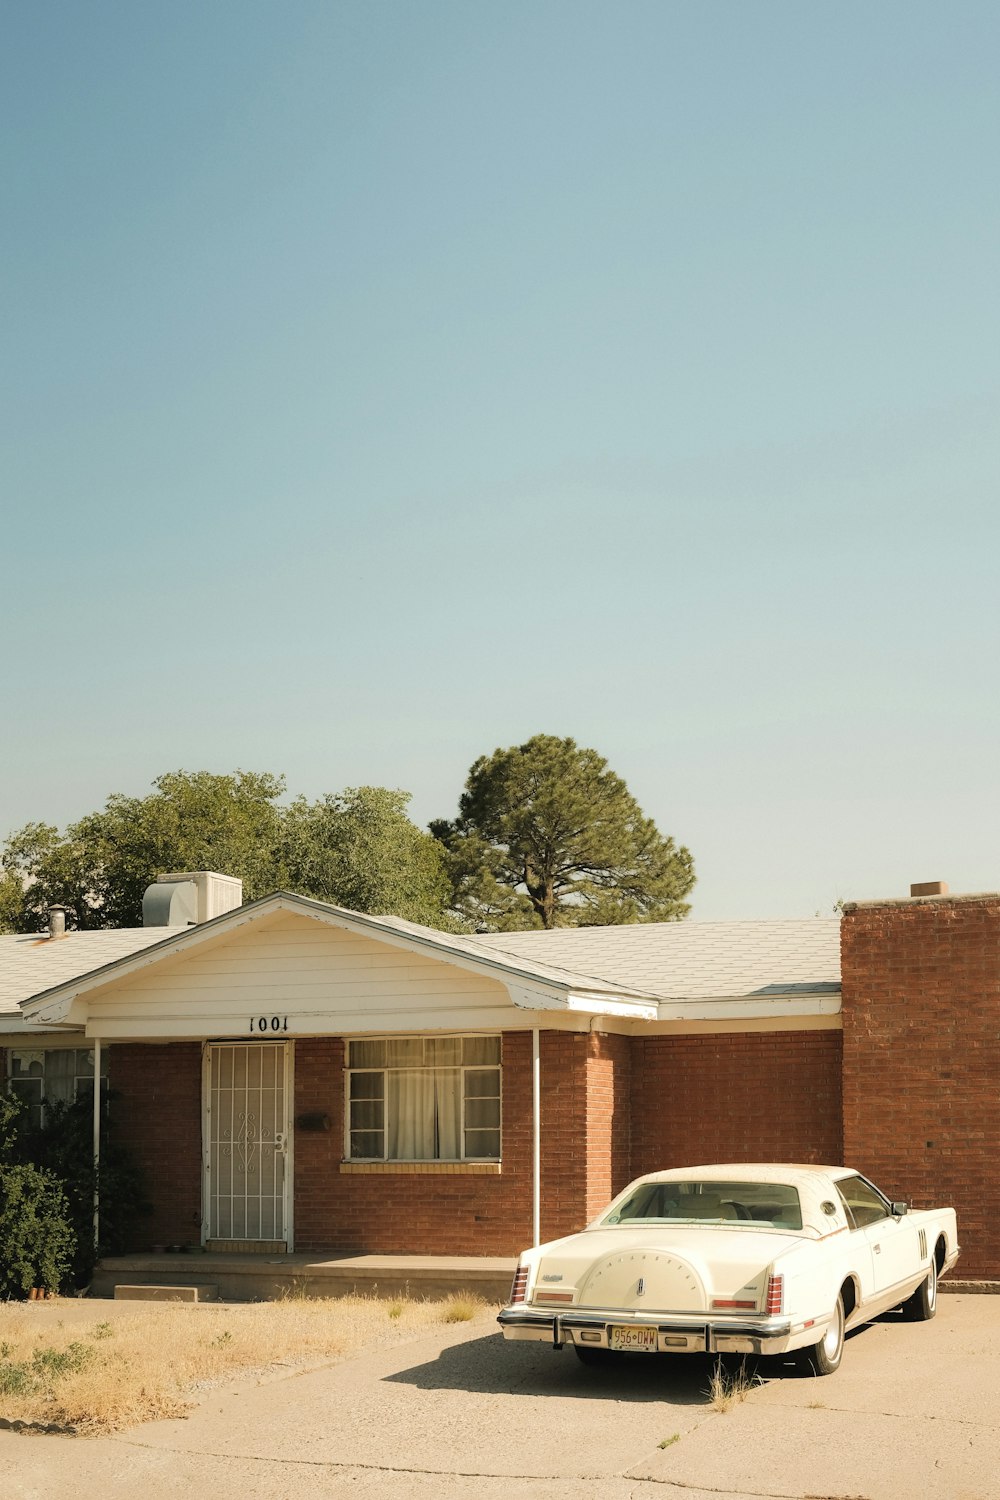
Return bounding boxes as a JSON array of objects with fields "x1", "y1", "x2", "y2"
[{"x1": 3, "y1": 1, "x2": 998, "y2": 919}]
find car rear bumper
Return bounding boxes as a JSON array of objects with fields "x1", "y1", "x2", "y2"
[{"x1": 498, "y1": 1304, "x2": 797, "y2": 1356}]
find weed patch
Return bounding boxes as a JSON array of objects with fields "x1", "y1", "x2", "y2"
[
  {"x1": 439, "y1": 1295, "x2": 479, "y2": 1323},
  {"x1": 706, "y1": 1358, "x2": 761, "y2": 1412},
  {"x1": 0, "y1": 1340, "x2": 94, "y2": 1400}
]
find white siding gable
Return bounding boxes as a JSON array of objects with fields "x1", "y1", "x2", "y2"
[{"x1": 84, "y1": 911, "x2": 516, "y2": 1040}]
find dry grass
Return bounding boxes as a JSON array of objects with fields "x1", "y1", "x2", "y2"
[
  {"x1": 0, "y1": 1292, "x2": 489, "y2": 1435},
  {"x1": 705, "y1": 1358, "x2": 761, "y2": 1412},
  {"x1": 439, "y1": 1295, "x2": 480, "y2": 1323}
]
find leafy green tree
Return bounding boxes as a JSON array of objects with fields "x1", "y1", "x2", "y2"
[
  {"x1": 280, "y1": 786, "x2": 453, "y2": 927},
  {"x1": 432, "y1": 734, "x2": 694, "y2": 930},
  {"x1": 0, "y1": 864, "x2": 26, "y2": 932},
  {"x1": 1, "y1": 771, "x2": 286, "y2": 930},
  {"x1": 1, "y1": 771, "x2": 455, "y2": 932}
]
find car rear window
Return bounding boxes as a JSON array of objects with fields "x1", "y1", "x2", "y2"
[{"x1": 603, "y1": 1181, "x2": 803, "y2": 1231}]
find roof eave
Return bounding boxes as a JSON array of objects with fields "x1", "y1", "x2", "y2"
[
  {"x1": 0, "y1": 1013, "x2": 79, "y2": 1035},
  {"x1": 565, "y1": 990, "x2": 659, "y2": 1020},
  {"x1": 655, "y1": 991, "x2": 842, "y2": 1022}
]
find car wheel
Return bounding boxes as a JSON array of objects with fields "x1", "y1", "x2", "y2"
[
  {"x1": 801, "y1": 1294, "x2": 844, "y2": 1376},
  {"x1": 901, "y1": 1257, "x2": 937, "y2": 1321}
]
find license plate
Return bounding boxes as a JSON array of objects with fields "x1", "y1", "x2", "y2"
[{"x1": 609, "y1": 1325, "x2": 657, "y2": 1352}]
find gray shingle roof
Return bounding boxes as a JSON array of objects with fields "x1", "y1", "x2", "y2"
[
  {"x1": 368, "y1": 911, "x2": 644, "y2": 994},
  {"x1": 0, "y1": 907, "x2": 842, "y2": 1027},
  {"x1": 0, "y1": 929, "x2": 181, "y2": 1020},
  {"x1": 472, "y1": 919, "x2": 841, "y2": 1001}
]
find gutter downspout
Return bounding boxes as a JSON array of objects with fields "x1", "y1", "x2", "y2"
[
  {"x1": 92, "y1": 1037, "x2": 101, "y2": 1253},
  {"x1": 532, "y1": 1028, "x2": 540, "y2": 1248}
]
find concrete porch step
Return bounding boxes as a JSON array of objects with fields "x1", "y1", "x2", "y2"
[
  {"x1": 93, "y1": 1251, "x2": 517, "y2": 1303},
  {"x1": 114, "y1": 1283, "x2": 219, "y2": 1303}
]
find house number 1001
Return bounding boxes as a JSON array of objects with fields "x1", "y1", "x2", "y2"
[{"x1": 249, "y1": 1016, "x2": 289, "y2": 1033}]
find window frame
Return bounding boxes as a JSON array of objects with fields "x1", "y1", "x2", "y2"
[
  {"x1": 344, "y1": 1034, "x2": 502, "y2": 1164},
  {"x1": 834, "y1": 1173, "x2": 892, "y2": 1231},
  {"x1": 602, "y1": 1179, "x2": 804, "y2": 1230},
  {"x1": 7, "y1": 1046, "x2": 109, "y2": 1128}
]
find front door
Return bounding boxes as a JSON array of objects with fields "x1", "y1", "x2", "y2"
[{"x1": 205, "y1": 1042, "x2": 291, "y2": 1250}]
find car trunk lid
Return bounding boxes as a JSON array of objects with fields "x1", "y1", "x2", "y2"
[{"x1": 531, "y1": 1225, "x2": 801, "y2": 1313}]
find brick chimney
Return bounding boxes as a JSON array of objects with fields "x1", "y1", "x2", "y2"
[{"x1": 840, "y1": 885, "x2": 1000, "y2": 1277}]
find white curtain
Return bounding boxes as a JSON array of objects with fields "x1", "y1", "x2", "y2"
[
  {"x1": 387, "y1": 1068, "x2": 461, "y2": 1159},
  {"x1": 41, "y1": 1049, "x2": 80, "y2": 1105}
]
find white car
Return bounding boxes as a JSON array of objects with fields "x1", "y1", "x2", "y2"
[{"x1": 499, "y1": 1164, "x2": 960, "y2": 1374}]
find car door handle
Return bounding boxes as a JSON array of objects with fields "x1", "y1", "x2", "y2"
[{"x1": 873, "y1": 1243, "x2": 881, "y2": 1254}]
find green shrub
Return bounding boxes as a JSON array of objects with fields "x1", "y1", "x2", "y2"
[
  {"x1": 0, "y1": 1161, "x2": 76, "y2": 1298},
  {"x1": 1, "y1": 1089, "x2": 150, "y2": 1288},
  {"x1": 0, "y1": 1092, "x2": 22, "y2": 1156},
  {"x1": 21, "y1": 1095, "x2": 149, "y2": 1285}
]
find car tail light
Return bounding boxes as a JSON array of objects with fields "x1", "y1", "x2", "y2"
[
  {"x1": 509, "y1": 1263, "x2": 529, "y2": 1304},
  {"x1": 711, "y1": 1299, "x2": 757, "y2": 1310},
  {"x1": 765, "y1": 1274, "x2": 783, "y2": 1315}
]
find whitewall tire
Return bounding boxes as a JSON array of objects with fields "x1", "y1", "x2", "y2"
[
  {"x1": 803, "y1": 1294, "x2": 845, "y2": 1376},
  {"x1": 902, "y1": 1257, "x2": 938, "y2": 1322}
]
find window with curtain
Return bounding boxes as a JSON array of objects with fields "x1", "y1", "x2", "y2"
[
  {"x1": 8, "y1": 1048, "x2": 108, "y2": 1131},
  {"x1": 347, "y1": 1036, "x2": 501, "y2": 1161}
]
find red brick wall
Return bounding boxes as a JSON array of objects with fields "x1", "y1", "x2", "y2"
[
  {"x1": 537, "y1": 1032, "x2": 595, "y2": 1242},
  {"x1": 294, "y1": 1031, "x2": 606, "y2": 1255},
  {"x1": 842, "y1": 896, "x2": 1000, "y2": 1278},
  {"x1": 9, "y1": 1023, "x2": 850, "y2": 1260},
  {"x1": 108, "y1": 1043, "x2": 203, "y2": 1249},
  {"x1": 88, "y1": 1031, "x2": 617, "y2": 1258},
  {"x1": 582, "y1": 1032, "x2": 633, "y2": 1221},
  {"x1": 294, "y1": 1036, "x2": 533, "y2": 1254},
  {"x1": 630, "y1": 1031, "x2": 843, "y2": 1177}
]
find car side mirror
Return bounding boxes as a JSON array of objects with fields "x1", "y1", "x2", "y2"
[{"x1": 891, "y1": 1201, "x2": 909, "y2": 1217}]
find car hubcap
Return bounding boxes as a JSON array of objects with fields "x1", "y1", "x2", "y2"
[
  {"x1": 928, "y1": 1264, "x2": 937, "y2": 1310},
  {"x1": 823, "y1": 1305, "x2": 843, "y2": 1361}
]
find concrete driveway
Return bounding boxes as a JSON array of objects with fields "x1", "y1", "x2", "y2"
[{"x1": 3, "y1": 1294, "x2": 998, "y2": 1500}]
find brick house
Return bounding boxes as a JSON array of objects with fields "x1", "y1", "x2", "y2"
[{"x1": 1, "y1": 874, "x2": 997, "y2": 1277}]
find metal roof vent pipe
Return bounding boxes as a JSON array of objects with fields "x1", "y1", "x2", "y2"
[{"x1": 47, "y1": 905, "x2": 70, "y2": 940}]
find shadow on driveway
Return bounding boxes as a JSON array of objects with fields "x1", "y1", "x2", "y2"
[
  {"x1": 385, "y1": 1329, "x2": 756, "y2": 1404},
  {"x1": 384, "y1": 1315, "x2": 892, "y2": 1403}
]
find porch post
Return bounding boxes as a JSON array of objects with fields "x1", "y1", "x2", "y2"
[
  {"x1": 92, "y1": 1037, "x2": 101, "y2": 1252},
  {"x1": 532, "y1": 1028, "x2": 540, "y2": 1248}
]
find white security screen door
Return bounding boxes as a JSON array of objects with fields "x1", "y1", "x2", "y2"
[{"x1": 206, "y1": 1043, "x2": 290, "y2": 1244}]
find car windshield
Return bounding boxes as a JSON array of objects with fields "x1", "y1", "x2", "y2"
[{"x1": 602, "y1": 1180, "x2": 803, "y2": 1231}]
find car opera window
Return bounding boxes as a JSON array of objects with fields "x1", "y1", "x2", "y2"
[
  {"x1": 8, "y1": 1048, "x2": 109, "y2": 1131},
  {"x1": 603, "y1": 1180, "x2": 804, "y2": 1231},
  {"x1": 836, "y1": 1175, "x2": 889, "y2": 1230},
  {"x1": 346, "y1": 1036, "x2": 501, "y2": 1162}
]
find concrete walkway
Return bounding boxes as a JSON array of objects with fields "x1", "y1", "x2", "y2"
[{"x1": 4, "y1": 1296, "x2": 999, "y2": 1499}]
